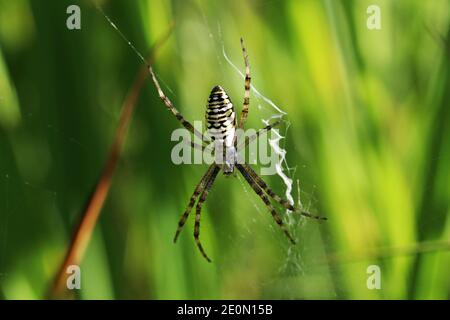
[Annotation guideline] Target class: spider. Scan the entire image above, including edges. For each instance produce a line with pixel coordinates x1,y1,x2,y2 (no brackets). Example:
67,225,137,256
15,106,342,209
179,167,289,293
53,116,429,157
147,38,326,262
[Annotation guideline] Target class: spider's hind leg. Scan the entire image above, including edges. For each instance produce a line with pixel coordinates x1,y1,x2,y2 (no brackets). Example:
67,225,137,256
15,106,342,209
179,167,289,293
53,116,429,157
173,164,217,243
241,163,327,221
236,164,296,244
194,166,221,262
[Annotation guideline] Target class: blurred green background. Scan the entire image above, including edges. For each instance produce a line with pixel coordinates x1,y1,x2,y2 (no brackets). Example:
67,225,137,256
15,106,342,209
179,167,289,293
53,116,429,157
0,0,449,299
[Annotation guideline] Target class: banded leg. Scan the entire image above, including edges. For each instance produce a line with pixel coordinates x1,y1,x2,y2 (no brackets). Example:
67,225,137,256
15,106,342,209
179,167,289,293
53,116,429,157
238,38,251,129
241,163,326,220
236,120,281,151
95,5,206,143
185,140,206,152
194,166,221,262
173,164,217,243
236,164,296,244
148,66,206,143
177,136,207,152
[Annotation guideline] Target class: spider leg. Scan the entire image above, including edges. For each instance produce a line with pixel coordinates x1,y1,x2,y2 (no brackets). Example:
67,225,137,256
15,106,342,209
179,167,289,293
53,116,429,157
238,38,251,130
187,141,206,152
148,65,207,143
236,164,296,244
241,163,327,221
236,120,281,151
173,164,217,243
194,165,221,262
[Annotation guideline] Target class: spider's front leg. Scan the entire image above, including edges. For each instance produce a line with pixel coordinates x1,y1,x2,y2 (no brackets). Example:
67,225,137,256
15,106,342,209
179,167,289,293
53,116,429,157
236,120,281,152
238,38,251,130
147,65,210,146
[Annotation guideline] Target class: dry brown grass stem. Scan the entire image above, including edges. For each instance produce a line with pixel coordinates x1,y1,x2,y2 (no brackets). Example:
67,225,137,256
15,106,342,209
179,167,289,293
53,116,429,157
48,22,174,299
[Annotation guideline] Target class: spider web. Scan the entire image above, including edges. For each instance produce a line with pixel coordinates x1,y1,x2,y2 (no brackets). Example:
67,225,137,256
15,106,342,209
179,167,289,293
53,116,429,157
96,3,319,278
197,18,319,275
204,20,296,206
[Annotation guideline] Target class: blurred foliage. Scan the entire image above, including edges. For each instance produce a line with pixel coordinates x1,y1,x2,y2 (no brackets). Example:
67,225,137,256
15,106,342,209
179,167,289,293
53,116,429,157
0,0,449,299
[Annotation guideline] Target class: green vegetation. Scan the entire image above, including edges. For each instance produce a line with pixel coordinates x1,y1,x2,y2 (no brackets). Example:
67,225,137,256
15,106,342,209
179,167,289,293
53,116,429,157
0,0,449,299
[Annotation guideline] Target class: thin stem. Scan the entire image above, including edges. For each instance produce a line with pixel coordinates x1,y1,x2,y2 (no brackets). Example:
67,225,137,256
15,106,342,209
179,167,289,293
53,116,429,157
47,21,173,299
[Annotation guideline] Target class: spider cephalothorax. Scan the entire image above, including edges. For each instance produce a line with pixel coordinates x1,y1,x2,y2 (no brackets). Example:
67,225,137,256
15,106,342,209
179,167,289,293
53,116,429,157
146,38,326,262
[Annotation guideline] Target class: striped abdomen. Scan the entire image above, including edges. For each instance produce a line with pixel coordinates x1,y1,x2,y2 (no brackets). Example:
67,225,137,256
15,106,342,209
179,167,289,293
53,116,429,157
206,85,236,147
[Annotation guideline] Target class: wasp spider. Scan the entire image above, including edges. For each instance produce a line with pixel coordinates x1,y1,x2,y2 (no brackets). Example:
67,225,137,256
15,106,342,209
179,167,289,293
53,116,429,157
147,38,326,262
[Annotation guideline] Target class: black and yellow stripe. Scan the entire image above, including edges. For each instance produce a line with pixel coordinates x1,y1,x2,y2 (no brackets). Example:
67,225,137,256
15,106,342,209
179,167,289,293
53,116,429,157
238,37,251,130
206,85,236,147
